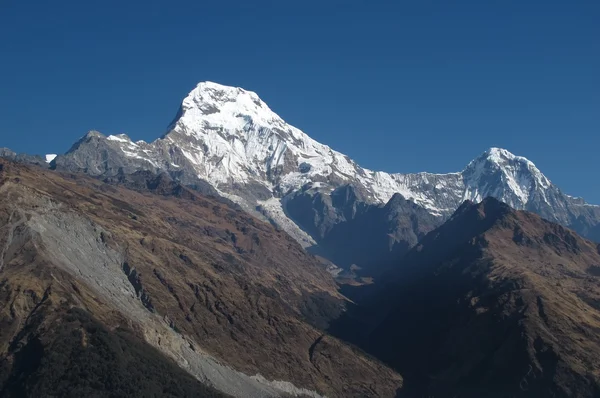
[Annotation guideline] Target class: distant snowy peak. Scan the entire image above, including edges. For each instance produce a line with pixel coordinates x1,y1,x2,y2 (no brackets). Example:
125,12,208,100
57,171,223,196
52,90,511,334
172,81,305,147
163,81,366,198
56,81,600,245
462,147,552,208
474,148,550,189
100,82,572,217
181,81,278,126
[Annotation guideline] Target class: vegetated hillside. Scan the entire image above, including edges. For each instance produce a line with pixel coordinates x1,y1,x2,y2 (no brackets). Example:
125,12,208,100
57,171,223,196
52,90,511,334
333,198,600,398
0,160,402,397
0,306,228,398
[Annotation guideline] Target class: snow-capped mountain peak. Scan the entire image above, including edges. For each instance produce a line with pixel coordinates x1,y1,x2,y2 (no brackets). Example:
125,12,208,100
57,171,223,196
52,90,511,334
54,81,600,246
461,147,552,208
480,147,546,179
175,82,283,137
185,82,268,110
472,147,532,168
163,81,366,202
485,147,517,160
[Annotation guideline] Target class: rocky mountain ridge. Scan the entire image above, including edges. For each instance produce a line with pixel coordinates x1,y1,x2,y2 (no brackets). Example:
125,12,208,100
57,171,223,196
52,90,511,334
6,81,600,267
331,197,600,397
53,83,600,239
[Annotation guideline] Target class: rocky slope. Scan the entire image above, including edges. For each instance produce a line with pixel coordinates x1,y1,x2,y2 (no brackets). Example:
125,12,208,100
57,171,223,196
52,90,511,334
284,185,440,272
333,198,600,397
47,82,600,273
0,160,402,397
0,148,48,167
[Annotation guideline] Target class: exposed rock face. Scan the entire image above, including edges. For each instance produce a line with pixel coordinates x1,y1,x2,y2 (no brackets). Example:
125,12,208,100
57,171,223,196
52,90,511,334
0,147,47,167
0,160,402,397
284,185,441,271
333,197,600,397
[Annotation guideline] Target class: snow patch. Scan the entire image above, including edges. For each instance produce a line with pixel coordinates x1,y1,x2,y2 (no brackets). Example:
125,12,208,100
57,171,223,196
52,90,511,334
257,198,316,247
107,134,132,143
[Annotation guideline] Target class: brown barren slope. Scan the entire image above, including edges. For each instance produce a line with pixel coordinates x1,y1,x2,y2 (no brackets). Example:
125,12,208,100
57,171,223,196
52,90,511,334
338,198,600,397
0,160,402,397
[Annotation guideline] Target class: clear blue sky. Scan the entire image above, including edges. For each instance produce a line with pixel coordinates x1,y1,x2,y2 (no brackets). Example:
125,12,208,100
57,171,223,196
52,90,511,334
1,0,598,202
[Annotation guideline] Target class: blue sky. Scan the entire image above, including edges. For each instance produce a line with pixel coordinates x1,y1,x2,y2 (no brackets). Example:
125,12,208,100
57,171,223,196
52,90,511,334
0,0,598,202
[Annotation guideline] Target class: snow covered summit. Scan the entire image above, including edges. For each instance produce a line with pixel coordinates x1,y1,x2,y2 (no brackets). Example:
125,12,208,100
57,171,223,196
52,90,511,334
54,81,600,245
461,147,553,209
